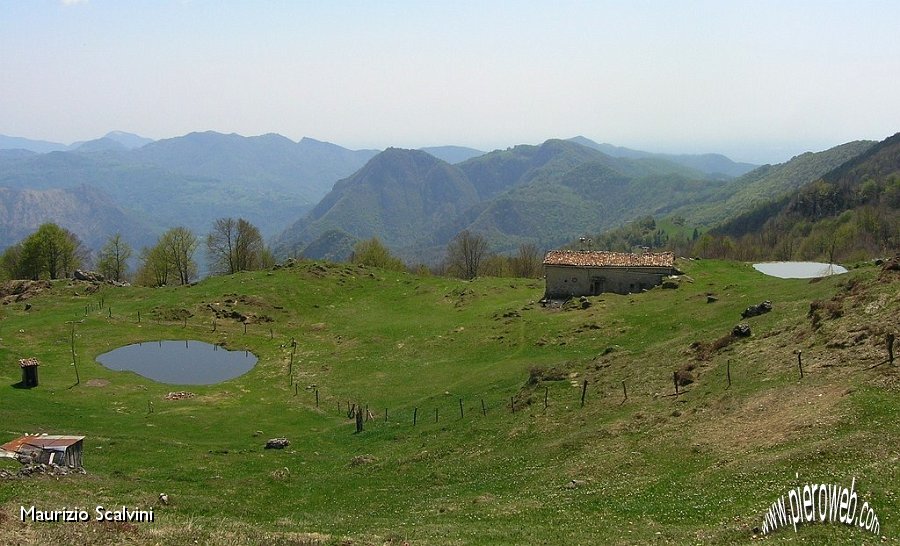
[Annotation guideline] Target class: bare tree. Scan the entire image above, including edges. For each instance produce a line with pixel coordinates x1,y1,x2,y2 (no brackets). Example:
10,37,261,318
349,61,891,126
446,230,488,280
163,227,198,285
511,243,542,278
96,233,133,282
206,218,266,275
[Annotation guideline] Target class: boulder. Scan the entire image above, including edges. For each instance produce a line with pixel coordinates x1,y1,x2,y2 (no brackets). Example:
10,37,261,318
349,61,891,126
741,300,772,318
706,295,718,304
732,323,752,337
73,270,105,282
265,438,290,449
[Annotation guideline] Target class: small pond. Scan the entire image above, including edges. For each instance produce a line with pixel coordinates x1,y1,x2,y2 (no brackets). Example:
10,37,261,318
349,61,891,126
752,261,848,279
96,340,257,385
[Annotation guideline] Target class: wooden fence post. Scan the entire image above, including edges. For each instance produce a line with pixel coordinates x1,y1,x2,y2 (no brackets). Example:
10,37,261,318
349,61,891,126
315,389,319,407
727,359,732,389
581,379,588,407
673,371,679,395
355,407,363,433
797,350,803,379
459,398,464,419
434,407,439,423
413,407,418,426
887,333,895,364
510,396,515,413
621,380,627,402
481,398,487,416
70,322,80,385
544,386,549,409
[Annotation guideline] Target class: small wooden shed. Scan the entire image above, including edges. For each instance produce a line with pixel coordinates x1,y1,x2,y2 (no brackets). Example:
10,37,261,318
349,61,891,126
19,358,39,388
1,434,85,467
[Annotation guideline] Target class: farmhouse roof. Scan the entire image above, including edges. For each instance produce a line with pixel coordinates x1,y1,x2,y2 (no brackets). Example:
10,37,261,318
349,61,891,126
18,358,40,368
542,250,675,268
1,434,85,453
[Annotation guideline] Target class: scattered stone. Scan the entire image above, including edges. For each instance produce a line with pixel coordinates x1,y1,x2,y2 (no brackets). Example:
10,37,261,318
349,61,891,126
706,295,718,304
265,438,290,449
741,300,772,318
164,391,195,401
732,323,752,337
24,303,31,311
661,278,680,289
350,454,377,466
563,479,586,489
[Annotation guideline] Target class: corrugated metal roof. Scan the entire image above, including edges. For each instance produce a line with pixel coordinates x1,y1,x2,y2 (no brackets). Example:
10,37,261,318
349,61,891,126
543,250,675,268
1,435,84,453
18,358,40,368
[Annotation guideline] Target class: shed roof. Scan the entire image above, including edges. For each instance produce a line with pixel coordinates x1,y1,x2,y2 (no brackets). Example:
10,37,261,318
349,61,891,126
543,250,675,268
18,358,40,368
1,435,84,453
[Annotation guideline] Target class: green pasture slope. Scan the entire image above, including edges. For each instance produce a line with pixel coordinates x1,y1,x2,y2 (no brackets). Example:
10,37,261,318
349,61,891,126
0,259,897,544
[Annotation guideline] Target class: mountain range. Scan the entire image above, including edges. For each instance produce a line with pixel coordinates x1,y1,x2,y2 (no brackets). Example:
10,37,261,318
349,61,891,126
273,136,889,263
4,128,893,268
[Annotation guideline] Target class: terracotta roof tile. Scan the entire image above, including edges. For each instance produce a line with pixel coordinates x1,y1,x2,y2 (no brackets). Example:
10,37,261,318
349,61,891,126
542,250,674,268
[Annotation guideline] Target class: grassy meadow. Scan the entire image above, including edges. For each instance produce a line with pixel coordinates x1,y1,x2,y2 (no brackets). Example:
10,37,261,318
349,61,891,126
0,259,897,544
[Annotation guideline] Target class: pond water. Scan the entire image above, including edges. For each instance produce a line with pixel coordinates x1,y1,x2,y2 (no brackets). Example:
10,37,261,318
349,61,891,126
752,261,848,279
96,340,257,385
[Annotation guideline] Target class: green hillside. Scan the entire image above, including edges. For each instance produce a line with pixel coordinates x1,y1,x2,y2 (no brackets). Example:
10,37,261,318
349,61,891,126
275,140,725,261
1,259,896,544
709,133,900,261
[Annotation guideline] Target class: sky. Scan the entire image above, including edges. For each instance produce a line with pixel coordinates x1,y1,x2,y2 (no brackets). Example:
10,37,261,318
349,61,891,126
0,1,898,164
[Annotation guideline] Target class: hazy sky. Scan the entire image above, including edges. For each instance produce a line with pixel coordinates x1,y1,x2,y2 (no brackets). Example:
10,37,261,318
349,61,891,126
1,1,898,163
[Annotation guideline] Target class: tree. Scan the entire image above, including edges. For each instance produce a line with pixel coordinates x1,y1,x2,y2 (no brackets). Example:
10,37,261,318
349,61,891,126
163,227,198,285
0,223,83,280
446,230,488,280
511,243,542,278
96,233,133,282
350,237,406,271
136,244,170,287
206,217,267,275
136,227,197,286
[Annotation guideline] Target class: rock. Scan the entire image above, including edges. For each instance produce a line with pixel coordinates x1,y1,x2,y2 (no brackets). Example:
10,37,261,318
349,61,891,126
732,323,752,337
661,279,680,289
881,256,900,271
563,479,586,489
265,438,290,449
706,295,718,303
741,300,772,318
73,270,105,282
24,303,32,310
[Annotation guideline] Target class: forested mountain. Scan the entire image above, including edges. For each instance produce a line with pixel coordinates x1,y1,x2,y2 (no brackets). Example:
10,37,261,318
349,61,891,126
707,132,899,260
274,139,732,261
668,140,876,226
273,148,480,260
0,132,379,256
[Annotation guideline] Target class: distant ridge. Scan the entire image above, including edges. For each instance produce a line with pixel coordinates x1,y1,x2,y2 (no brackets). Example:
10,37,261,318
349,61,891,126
568,136,758,178
420,146,485,164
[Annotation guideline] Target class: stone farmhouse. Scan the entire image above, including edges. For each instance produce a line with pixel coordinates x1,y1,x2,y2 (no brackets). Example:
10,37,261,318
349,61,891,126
543,250,677,298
